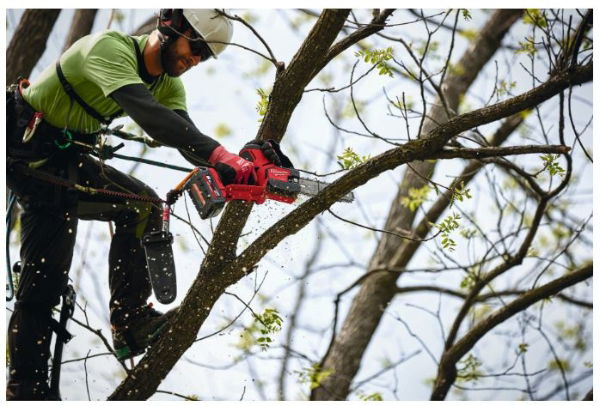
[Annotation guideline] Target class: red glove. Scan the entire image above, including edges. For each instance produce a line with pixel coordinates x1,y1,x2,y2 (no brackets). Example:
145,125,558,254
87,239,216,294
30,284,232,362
208,145,255,185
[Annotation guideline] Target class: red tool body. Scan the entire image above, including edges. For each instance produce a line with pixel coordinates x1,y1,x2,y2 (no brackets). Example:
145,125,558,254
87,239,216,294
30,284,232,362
145,143,352,304
185,145,301,219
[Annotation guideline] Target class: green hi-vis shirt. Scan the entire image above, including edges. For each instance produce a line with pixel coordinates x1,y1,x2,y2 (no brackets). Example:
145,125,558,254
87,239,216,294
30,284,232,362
22,30,187,134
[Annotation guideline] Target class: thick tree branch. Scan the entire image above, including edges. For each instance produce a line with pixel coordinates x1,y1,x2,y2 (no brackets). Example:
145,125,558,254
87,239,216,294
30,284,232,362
257,9,352,141
318,9,396,71
6,9,61,84
430,144,570,160
62,9,98,51
108,10,358,400
394,285,592,309
108,12,591,401
226,63,591,285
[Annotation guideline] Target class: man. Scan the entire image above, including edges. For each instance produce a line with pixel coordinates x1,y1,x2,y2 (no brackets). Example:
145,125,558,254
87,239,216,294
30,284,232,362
6,9,275,399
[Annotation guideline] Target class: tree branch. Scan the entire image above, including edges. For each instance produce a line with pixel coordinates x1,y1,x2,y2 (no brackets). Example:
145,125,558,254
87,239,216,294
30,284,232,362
430,145,571,160
430,264,592,400
394,285,592,309
227,63,592,285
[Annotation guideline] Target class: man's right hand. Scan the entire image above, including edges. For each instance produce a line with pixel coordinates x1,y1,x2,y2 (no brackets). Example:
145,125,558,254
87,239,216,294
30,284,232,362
208,145,255,185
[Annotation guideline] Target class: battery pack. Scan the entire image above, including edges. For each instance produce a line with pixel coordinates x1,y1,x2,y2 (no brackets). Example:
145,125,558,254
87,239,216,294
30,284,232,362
186,168,226,219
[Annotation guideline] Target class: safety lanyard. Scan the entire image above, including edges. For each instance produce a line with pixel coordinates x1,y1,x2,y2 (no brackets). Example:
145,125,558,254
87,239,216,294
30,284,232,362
55,36,158,126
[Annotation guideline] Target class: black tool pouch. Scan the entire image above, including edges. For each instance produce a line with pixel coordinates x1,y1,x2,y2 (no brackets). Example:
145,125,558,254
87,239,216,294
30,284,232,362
141,231,177,304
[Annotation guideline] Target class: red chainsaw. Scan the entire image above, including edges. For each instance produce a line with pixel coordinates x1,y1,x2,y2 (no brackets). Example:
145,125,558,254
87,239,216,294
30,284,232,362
183,142,354,219
142,142,354,304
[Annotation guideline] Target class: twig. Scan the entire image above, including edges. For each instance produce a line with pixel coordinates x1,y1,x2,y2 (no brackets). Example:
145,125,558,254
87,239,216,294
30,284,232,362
155,389,200,400
84,349,92,400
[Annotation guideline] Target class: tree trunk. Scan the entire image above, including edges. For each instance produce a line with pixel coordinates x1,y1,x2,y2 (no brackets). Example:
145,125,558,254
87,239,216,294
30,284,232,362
62,9,98,51
6,9,61,84
311,9,524,401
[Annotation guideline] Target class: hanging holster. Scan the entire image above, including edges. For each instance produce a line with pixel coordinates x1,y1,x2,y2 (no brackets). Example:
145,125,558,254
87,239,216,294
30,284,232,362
142,206,177,304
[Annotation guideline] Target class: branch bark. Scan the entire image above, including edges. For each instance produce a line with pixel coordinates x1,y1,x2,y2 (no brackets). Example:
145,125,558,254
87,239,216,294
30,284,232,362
393,285,592,309
429,144,570,160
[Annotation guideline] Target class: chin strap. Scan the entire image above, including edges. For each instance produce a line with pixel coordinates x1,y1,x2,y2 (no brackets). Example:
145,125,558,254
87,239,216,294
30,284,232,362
157,31,174,71
156,9,185,66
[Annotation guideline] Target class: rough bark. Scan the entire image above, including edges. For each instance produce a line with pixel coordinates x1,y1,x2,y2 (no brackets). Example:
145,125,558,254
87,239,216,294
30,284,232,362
6,9,61,84
62,9,98,51
310,9,524,400
257,9,352,141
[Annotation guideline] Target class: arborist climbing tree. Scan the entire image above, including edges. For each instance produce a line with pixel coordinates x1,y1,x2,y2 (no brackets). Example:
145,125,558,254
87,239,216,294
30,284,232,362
5,9,283,400
6,8,592,402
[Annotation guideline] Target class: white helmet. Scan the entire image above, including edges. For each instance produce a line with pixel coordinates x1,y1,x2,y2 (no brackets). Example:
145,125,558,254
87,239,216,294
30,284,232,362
183,9,233,58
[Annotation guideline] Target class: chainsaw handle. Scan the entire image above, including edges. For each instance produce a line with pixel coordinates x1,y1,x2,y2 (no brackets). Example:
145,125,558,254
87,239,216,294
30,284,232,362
240,144,277,187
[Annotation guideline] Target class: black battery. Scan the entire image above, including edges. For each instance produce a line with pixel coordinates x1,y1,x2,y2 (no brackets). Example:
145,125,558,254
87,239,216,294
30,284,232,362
186,168,226,219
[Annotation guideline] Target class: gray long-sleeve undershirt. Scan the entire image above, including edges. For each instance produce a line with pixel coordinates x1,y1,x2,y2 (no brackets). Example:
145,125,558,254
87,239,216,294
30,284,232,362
110,83,219,166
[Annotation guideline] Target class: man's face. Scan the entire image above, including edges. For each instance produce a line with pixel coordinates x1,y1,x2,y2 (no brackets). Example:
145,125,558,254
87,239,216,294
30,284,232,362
162,33,202,77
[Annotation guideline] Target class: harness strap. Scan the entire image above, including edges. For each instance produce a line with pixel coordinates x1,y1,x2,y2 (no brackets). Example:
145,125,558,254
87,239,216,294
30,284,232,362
55,61,121,125
131,38,161,90
55,36,158,126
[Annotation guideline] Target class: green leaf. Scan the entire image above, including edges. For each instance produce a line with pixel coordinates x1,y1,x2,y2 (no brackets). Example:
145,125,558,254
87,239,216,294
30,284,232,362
295,364,334,390
355,47,394,77
548,359,572,372
433,212,462,252
448,63,465,76
496,80,517,97
540,154,566,177
457,354,483,382
358,391,383,401
235,307,283,352
400,185,431,212
523,9,548,28
516,37,537,56
336,147,371,170
461,9,472,21
459,29,478,41
450,181,472,207
255,88,270,122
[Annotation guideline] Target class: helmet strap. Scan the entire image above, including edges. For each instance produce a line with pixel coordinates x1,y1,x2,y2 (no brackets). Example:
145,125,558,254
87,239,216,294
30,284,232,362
157,9,186,73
